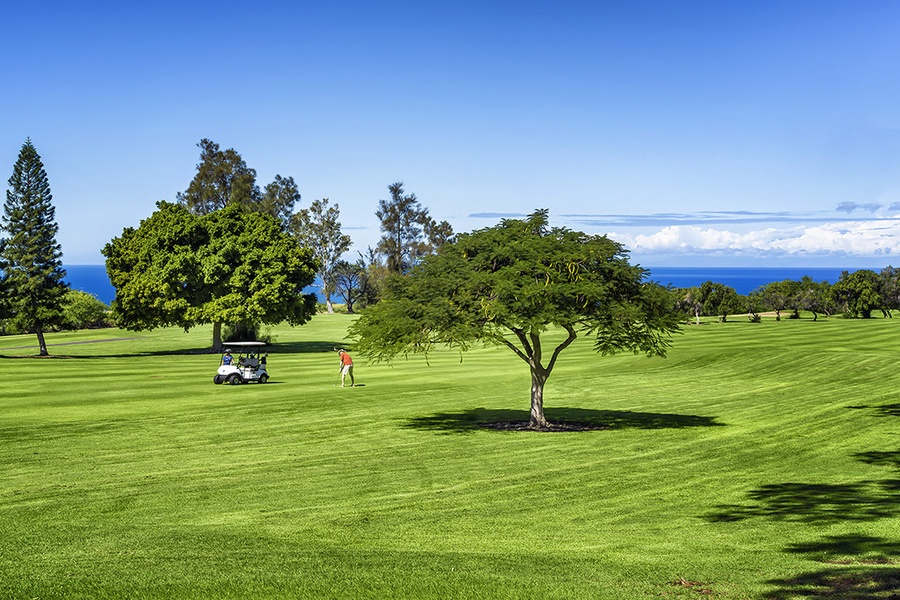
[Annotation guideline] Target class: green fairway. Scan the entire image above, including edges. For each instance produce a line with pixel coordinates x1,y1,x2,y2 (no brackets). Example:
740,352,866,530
1,314,898,598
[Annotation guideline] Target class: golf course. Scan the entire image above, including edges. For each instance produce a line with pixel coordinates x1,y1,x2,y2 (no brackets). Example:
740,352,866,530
1,313,898,599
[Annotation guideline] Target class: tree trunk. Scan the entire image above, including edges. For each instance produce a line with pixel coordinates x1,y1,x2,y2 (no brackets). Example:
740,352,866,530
325,294,334,314
36,327,49,356
212,322,222,353
529,365,549,429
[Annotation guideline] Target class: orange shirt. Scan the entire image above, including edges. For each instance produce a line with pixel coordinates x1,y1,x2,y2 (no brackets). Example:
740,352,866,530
339,352,353,366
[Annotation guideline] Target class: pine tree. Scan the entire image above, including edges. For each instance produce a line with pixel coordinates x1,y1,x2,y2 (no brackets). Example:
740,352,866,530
1,139,69,355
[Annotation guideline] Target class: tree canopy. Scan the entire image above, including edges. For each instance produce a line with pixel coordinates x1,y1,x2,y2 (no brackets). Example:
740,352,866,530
349,210,680,429
176,139,299,225
832,269,882,318
103,201,318,350
375,182,453,274
0,139,69,355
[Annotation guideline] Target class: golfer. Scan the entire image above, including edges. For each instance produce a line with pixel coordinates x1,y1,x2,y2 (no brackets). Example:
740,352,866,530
338,349,354,387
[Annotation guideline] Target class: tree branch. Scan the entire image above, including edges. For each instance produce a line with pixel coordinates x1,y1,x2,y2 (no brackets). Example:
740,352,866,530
546,323,578,374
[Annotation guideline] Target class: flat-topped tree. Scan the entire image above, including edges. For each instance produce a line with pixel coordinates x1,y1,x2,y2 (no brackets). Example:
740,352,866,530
349,210,680,429
1,139,69,356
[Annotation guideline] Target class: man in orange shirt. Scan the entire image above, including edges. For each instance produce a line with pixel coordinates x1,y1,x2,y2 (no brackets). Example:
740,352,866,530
338,349,355,387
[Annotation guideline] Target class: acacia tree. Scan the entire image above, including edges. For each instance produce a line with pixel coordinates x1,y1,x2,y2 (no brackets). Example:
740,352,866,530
349,210,680,430
0,139,69,355
103,202,318,351
289,198,351,313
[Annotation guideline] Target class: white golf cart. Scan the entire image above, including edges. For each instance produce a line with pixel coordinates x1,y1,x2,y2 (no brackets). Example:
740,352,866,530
214,341,269,385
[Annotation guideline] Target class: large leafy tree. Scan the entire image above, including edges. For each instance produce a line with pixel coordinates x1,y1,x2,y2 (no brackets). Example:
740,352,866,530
0,139,69,355
289,197,351,313
103,202,318,351
349,210,680,430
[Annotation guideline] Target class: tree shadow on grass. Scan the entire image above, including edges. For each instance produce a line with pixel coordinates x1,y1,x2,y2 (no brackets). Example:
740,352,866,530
847,403,900,417
786,534,900,563
765,566,900,599
403,407,724,434
705,480,900,524
0,339,347,359
766,534,900,599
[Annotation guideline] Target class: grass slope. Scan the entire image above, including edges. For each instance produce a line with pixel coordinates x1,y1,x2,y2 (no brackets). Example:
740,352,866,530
1,314,898,599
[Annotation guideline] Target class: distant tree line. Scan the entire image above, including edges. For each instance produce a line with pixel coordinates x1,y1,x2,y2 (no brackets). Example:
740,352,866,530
672,266,900,323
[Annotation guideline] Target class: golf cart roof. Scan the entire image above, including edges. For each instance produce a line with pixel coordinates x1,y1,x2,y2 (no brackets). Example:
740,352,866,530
228,341,267,347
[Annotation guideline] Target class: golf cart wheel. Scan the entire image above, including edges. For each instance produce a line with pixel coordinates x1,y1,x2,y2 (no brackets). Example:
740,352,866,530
259,374,269,384
213,375,224,384
227,374,242,385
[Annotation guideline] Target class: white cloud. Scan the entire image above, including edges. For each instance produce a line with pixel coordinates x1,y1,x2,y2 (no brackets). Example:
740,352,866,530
609,217,900,258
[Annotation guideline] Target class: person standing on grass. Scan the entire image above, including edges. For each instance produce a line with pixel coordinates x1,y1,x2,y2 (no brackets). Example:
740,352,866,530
338,349,354,387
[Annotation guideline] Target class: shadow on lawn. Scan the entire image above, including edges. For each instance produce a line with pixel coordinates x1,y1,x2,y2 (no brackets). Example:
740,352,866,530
764,534,900,598
847,403,900,417
765,565,900,599
705,480,900,524
708,402,900,598
403,407,724,434
0,339,347,359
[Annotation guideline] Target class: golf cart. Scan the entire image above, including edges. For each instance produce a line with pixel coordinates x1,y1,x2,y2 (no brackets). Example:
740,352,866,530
214,341,269,385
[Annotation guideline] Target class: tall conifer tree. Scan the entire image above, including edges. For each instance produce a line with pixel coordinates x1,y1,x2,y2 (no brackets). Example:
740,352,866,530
0,139,69,355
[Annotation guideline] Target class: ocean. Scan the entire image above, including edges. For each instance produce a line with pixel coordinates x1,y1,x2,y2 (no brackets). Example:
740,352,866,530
645,266,857,295
65,265,866,305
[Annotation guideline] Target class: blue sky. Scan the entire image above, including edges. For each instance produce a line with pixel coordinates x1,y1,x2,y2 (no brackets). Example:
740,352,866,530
3,1,900,267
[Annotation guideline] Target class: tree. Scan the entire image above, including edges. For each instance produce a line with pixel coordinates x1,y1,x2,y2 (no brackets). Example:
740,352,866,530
349,210,680,430
332,258,369,314
698,281,744,322
751,279,800,320
259,174,301,228
674,287,703,325
0,139,69,355
832,269,881,318
878,266,900,317
797,276,833,321
176,139,260,215
103,202,318,351
62,290,111,330
289,198,351,313
176,139,299,225
375,182,431,273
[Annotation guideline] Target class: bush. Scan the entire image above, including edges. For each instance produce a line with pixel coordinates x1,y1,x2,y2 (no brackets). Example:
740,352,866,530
62,290,113,330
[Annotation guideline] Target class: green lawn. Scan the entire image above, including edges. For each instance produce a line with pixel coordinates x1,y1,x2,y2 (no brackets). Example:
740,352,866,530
1,314,898,599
